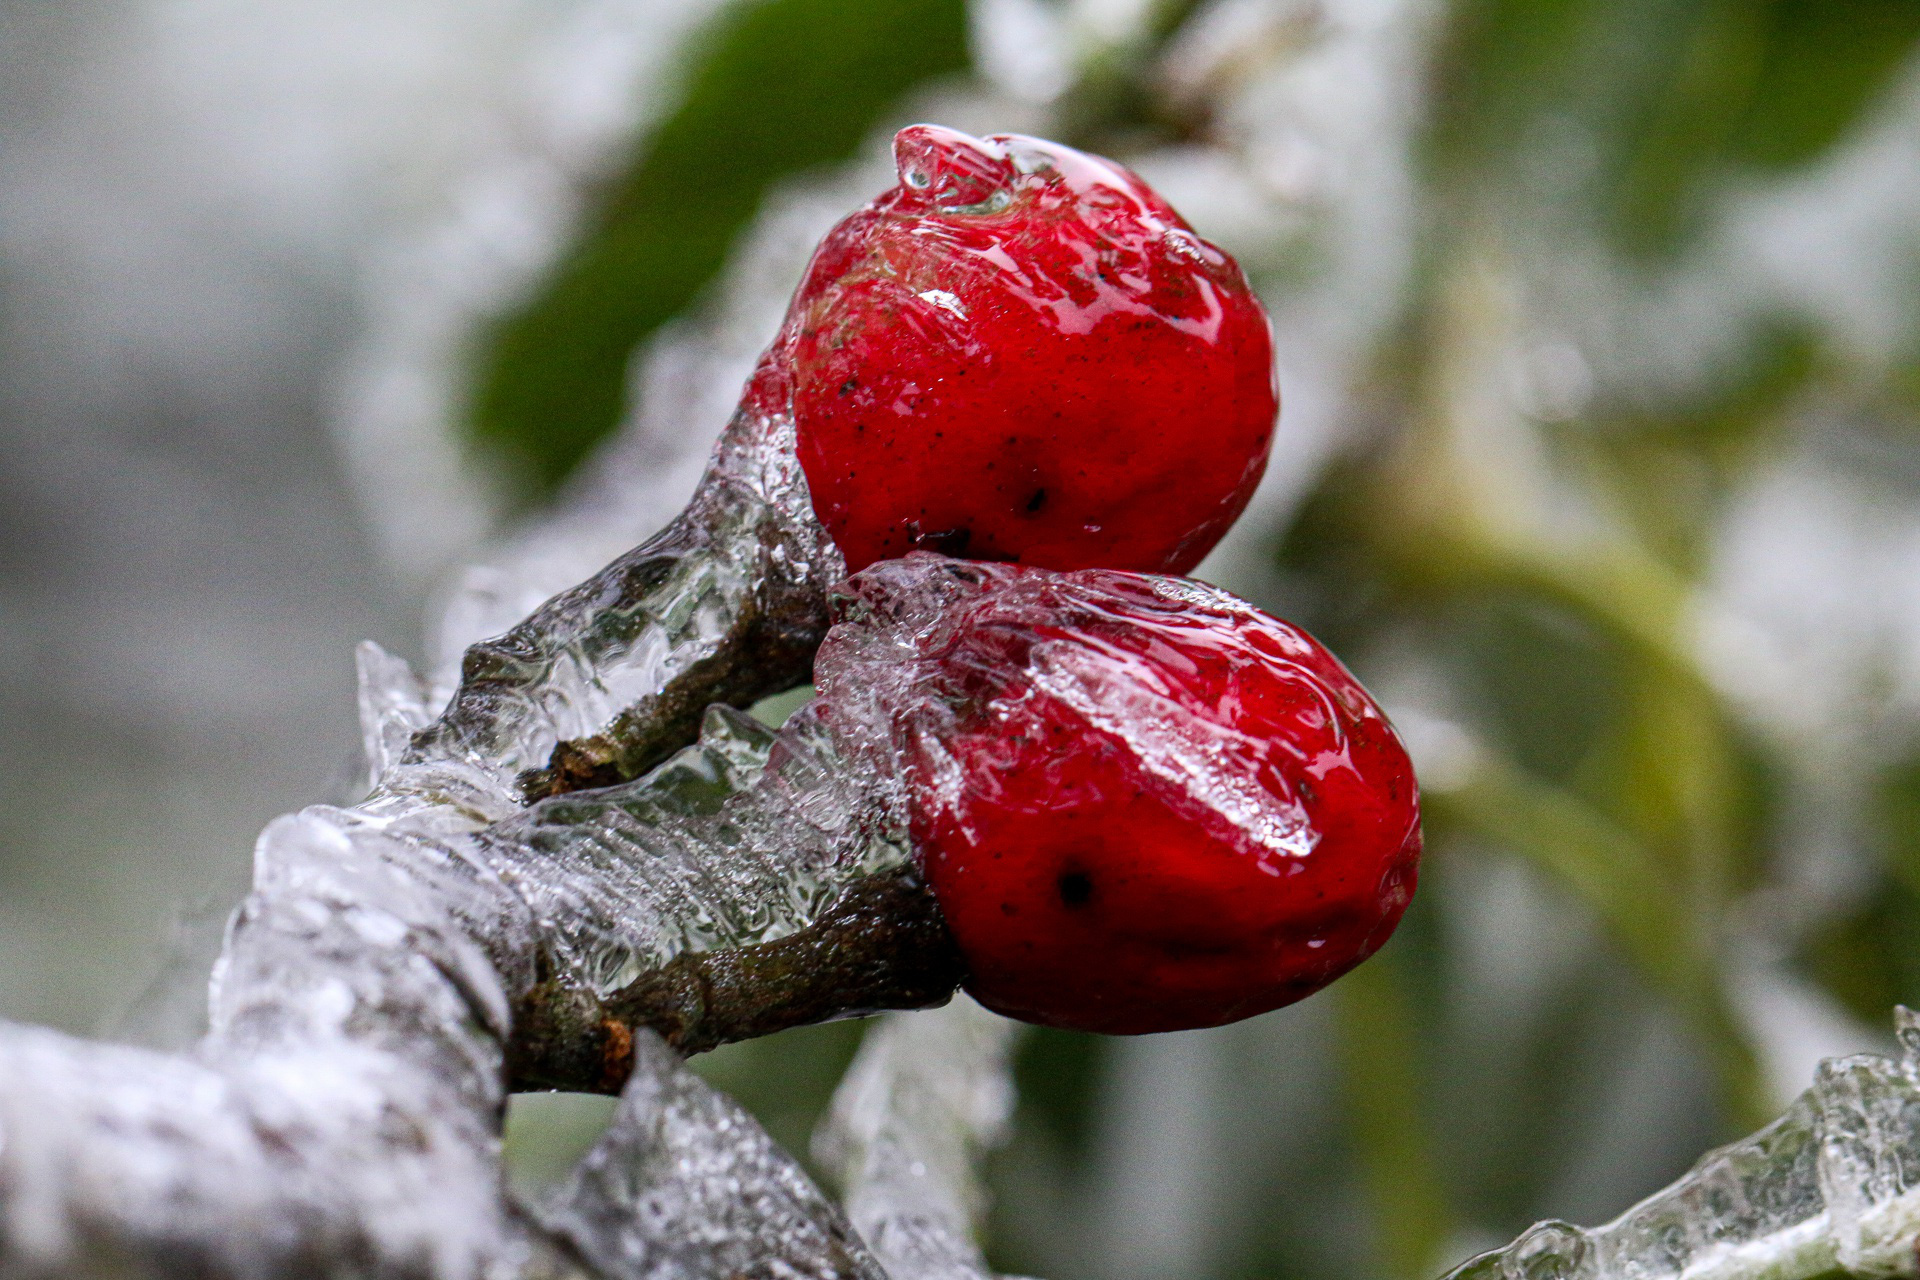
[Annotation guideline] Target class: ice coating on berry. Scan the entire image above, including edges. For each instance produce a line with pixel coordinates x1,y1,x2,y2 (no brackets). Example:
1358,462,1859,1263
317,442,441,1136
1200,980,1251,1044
816,555,1420,1035
782,125,1278,576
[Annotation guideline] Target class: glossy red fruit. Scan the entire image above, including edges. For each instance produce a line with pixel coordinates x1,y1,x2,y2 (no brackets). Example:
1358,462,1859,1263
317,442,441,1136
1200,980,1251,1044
821,558,1420,1035
780,125,1278,576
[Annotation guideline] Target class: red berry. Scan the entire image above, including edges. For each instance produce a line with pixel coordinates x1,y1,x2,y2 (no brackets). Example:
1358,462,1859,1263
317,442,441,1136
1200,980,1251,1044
820,558,1420,1035
780,125,1278,576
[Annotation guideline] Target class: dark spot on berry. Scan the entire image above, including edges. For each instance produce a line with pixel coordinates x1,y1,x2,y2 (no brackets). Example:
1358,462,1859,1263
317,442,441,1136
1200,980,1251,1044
1057,870,1094,908
839,377,859,396
1026,487,1047,513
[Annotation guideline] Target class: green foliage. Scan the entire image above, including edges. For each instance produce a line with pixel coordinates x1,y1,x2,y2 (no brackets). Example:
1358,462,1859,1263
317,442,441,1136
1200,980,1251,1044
469,0,969,498
1803,754,1920,1025
1802,886,1920,1028
501,1091,621,1198
1279,0,1918,1166
1011,1027,1106,1161
1335,940,1454,1280
1432,0,1920,254
1728,0,1920,169
1582,321,1818,575
1052,0,1209,152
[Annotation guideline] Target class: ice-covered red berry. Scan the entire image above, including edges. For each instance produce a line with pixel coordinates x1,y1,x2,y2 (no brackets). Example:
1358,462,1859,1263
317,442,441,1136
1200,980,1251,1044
467,126,1279,802
816,556,1420,1035
778,125,1278,576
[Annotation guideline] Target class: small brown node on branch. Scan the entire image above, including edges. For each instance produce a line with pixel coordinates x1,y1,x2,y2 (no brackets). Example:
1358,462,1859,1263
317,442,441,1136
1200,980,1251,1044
597,1019,635,1093
523,738,626,800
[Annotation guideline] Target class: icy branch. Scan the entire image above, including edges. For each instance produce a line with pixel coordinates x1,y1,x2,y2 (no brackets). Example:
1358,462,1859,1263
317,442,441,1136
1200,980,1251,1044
535,1030,886,1280
1447,1007,1920,1280
0,414,968,1277
416,401,842,799
497,701,966,1091
0,726,552,1276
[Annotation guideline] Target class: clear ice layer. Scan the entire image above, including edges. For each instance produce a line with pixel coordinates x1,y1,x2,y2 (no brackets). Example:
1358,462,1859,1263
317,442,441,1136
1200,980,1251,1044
809,554,1417,1034
483,700,915,1002
0,669,544,1276
0,627,921,1275
811,555,1402,865
1448,1007,1920,1280
413,402,843,790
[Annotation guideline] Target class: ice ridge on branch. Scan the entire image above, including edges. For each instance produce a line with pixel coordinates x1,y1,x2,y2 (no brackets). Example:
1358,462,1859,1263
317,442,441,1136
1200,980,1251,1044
536,1029,887,1280
493,699,966,1085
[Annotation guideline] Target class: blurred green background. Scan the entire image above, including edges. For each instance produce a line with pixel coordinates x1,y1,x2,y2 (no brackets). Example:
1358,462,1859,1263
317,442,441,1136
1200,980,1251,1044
7,0,1920,1277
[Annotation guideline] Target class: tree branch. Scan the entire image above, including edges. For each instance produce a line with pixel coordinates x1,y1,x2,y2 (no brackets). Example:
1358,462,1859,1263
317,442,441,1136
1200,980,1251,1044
414,402,842,800
0,457,962,1278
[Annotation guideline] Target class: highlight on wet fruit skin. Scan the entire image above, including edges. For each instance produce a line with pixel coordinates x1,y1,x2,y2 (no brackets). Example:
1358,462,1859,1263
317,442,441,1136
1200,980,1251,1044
815,556,1421,1035
779,124,1279,577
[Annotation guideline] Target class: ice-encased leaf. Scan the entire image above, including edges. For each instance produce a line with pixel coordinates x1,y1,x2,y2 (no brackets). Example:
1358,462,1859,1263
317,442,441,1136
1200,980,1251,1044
537,1028,885,1280
814,998,1021,1280
1444,1007,1920,1280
